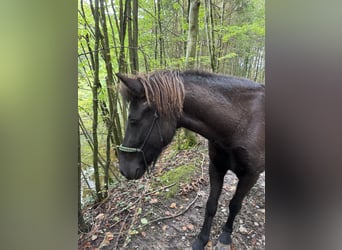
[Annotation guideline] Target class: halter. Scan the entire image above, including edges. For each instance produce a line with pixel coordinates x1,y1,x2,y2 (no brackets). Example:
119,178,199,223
117,112,164,174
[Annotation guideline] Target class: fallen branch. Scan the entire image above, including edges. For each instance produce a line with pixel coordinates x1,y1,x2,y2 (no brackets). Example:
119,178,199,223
144,183,176,196
200,152,206,178
109,182,176,218
122,178,151,248
109,196,142,218
113,213,130,250
133,193,199,231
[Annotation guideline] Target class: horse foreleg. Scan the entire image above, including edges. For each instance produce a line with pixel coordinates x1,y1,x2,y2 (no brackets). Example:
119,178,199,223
218,173,259,245
192,160,226,250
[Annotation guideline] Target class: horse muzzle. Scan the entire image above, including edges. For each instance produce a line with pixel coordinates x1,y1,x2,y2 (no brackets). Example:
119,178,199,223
119,163,145,180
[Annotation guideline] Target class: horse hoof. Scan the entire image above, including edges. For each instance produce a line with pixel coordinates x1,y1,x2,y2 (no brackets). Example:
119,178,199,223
192,239,205,250
218,231,232,245
214,241,231,250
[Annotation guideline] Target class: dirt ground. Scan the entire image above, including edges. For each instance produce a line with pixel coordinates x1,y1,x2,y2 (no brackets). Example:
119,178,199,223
78,137,265,250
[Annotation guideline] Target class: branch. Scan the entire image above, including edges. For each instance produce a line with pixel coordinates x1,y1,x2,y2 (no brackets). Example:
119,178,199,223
78,45,137,57
122,177,152,248
133,193,199,230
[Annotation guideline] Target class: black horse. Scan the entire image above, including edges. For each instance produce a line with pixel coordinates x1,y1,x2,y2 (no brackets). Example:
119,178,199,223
117,70,264,250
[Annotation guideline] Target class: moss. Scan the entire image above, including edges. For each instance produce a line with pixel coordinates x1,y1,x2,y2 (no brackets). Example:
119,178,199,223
158,164,197,198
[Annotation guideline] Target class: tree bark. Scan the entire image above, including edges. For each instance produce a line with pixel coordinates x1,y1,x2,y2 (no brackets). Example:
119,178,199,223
118,0,129,73
78,123,89,232
132,0,139,73
127,0,140,73
185,0,200,68
91,0,103,202
184,0,200,144
99,0,122,147
204,0,216,72
157,0,164,67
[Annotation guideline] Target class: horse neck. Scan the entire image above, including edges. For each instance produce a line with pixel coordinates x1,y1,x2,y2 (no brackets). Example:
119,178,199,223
178,82,231,141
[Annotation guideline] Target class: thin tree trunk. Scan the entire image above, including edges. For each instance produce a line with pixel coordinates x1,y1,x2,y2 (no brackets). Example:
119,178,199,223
204,0,216,72
185,0,200,68
132,0,139,72
78,124,89,232
105,2,119,64
154,0,158,62
157,0,164,67
104,127,111,197
184,0,200,145
79,115,120,182
127,0,133,72
91,0,103,202
244,53,250,78
118,0,129,73
254,47,263,82
217,0,228,72
99,0,122,149
127,0,139,73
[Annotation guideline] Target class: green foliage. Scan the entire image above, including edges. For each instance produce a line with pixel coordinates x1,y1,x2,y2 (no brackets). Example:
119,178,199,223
180,133,197,150
218,53,238,61
173,130,197,150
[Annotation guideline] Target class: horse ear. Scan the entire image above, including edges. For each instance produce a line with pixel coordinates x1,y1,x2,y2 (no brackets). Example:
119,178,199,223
116,73,144,98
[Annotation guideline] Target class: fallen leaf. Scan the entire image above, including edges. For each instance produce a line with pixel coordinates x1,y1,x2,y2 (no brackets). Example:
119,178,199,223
99,239,110,249
129,229,139,235
84,242,92,248
95,213,105,220
162,225,168,231
141,218,148,225
141,231,147,237
91,235,98,241
170,202,177,209
165,211,171,216
137,207,142,215
105,232,114,241
149,198,158,204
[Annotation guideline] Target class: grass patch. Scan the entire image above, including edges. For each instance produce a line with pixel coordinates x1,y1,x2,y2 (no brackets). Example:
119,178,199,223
157,164,197,198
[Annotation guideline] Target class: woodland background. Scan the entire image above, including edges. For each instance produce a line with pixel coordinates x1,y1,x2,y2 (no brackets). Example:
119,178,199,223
78,0,265,236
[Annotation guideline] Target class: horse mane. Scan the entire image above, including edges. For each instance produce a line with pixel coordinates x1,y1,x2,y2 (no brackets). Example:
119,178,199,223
126,70,185,118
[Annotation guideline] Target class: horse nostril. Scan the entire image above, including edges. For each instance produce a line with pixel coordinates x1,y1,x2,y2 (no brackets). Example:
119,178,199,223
134,168,141,179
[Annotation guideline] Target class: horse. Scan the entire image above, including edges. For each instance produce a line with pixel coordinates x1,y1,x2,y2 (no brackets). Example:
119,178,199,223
116,70,265,250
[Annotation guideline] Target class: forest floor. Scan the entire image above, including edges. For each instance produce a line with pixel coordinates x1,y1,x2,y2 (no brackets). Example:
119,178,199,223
78,136,265,250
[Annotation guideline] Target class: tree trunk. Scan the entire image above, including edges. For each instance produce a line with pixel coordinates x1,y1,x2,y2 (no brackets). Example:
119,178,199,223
91,0,103,202
78,123,89,232
132,0,139,73
204,0,216,72
104,128,111,197
118,0,129,73
185,0,200,68
99,0,122,149
157,0,164,67
184,0,200,145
